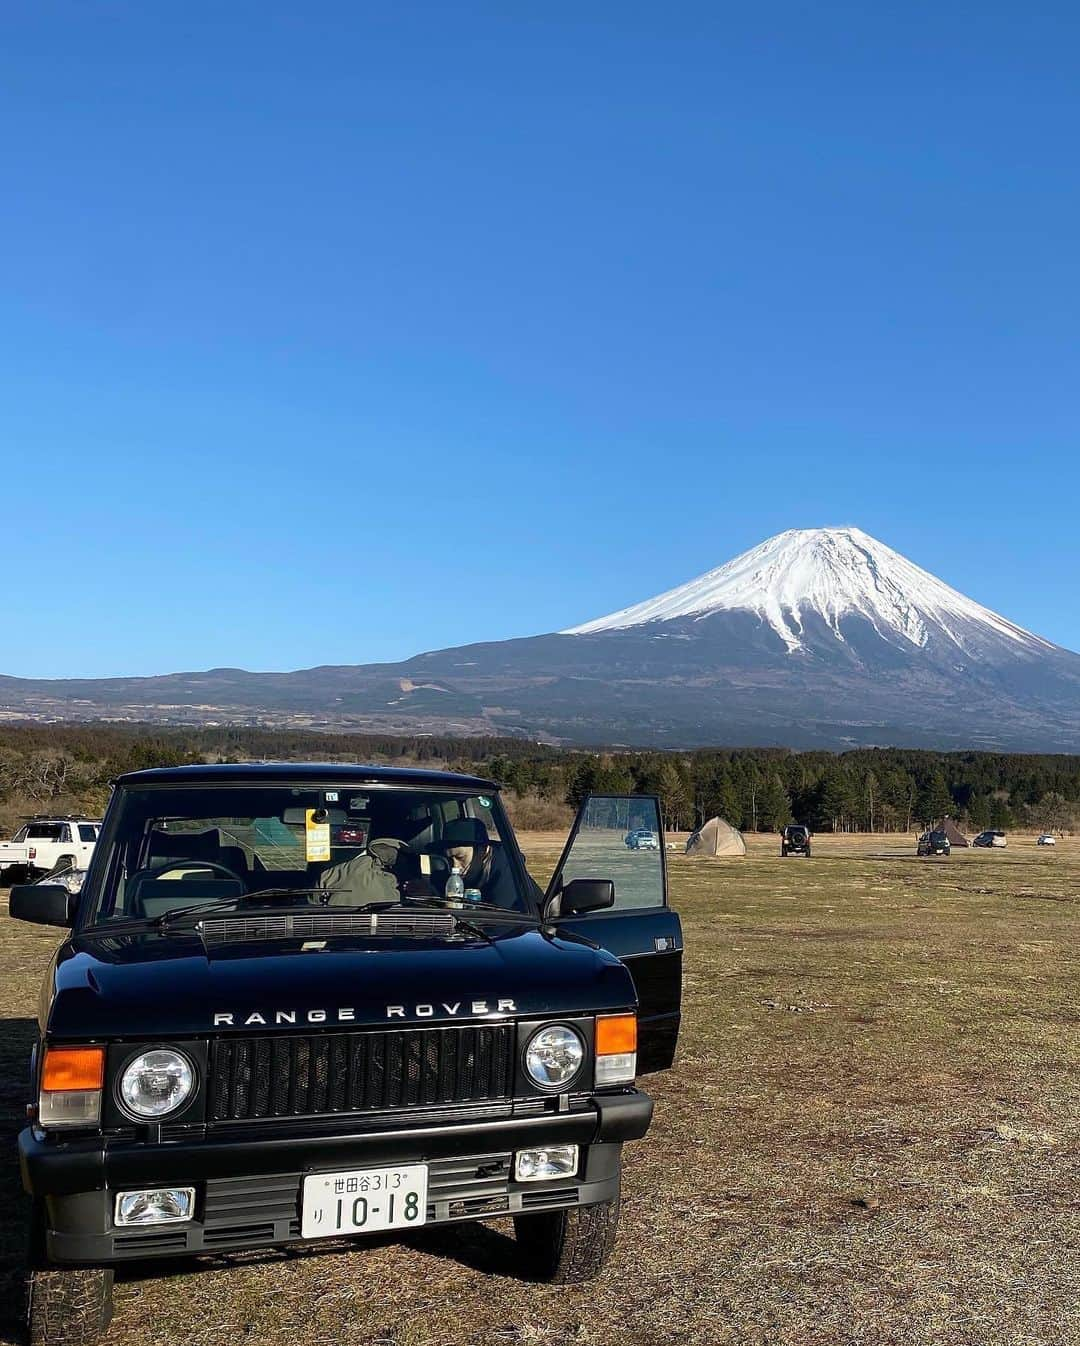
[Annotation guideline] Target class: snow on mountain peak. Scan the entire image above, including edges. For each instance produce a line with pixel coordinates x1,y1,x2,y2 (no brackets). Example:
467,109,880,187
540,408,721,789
564,527,1053,655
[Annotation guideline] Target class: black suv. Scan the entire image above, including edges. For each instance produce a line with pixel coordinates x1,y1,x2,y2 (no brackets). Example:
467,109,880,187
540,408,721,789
780,825,812,857
10,765,682,1345
917,830,951,856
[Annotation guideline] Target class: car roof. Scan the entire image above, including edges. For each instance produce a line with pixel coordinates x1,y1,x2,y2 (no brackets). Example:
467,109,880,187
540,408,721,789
113,762,500,791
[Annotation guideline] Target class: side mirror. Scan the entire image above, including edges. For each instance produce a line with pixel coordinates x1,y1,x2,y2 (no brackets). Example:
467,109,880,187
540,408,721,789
9,885,78,928
558,878,615,916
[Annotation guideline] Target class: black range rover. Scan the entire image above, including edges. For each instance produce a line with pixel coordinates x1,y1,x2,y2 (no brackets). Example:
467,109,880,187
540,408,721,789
10,764,682,1345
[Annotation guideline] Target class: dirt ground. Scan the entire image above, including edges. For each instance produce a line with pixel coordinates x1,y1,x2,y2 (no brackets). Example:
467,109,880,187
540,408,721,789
1,833,1077,1346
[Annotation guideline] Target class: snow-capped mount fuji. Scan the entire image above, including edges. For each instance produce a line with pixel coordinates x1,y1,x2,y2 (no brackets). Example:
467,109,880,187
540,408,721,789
2,527,1080,750
566,527,1052,658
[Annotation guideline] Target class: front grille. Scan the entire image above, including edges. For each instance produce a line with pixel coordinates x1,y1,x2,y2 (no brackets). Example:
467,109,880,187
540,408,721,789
114,1229,189,1253
209,1026,515,1122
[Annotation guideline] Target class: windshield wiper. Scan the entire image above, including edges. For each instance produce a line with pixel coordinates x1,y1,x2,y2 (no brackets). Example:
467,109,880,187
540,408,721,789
457,898,542,919
348,897,540,926
152,888,346,928
242,886,347,902
443,912,495,945
397,899,542,927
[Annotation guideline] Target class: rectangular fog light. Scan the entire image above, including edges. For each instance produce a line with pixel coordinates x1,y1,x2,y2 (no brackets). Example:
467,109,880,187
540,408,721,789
514,1145,579,1182
114,1187,195,1227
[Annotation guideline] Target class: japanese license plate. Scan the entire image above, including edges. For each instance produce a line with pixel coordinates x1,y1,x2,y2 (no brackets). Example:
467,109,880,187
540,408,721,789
300,1164,428,1239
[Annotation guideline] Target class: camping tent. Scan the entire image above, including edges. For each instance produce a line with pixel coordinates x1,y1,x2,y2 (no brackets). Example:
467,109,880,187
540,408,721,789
940,818,970,848
685,817,746,857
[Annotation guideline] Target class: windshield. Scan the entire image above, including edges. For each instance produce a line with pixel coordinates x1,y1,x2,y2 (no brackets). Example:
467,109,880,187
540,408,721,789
87,783,531,926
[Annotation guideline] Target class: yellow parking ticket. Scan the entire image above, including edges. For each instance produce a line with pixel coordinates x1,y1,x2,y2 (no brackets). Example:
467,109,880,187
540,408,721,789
305,809,331,863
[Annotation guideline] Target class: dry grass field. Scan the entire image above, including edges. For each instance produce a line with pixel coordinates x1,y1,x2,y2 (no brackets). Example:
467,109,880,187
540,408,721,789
1,833,1077,1346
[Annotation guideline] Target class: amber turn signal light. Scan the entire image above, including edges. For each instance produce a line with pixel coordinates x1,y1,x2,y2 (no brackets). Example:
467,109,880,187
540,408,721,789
595,1014,637,1056
42,1046,105,1092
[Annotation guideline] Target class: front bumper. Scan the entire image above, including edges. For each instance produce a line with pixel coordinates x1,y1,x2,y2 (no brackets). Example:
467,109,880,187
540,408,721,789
21,1089,652,1266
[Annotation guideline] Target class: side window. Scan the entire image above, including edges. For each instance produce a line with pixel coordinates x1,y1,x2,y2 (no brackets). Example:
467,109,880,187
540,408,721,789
556,795,665,911
79,825,97,843
28,824,64,841
13,826,28,842
59,825,72,843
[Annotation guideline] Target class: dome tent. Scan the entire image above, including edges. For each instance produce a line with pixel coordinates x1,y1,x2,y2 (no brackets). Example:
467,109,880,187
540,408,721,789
686,817,746,857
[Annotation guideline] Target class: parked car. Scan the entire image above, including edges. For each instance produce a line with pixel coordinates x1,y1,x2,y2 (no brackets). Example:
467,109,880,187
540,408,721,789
9,764,682,1345
972,830,1008,848
917,830,951,856
780,824,812,857
0,817,101,884
1037,834,1057,846
624,828,660,850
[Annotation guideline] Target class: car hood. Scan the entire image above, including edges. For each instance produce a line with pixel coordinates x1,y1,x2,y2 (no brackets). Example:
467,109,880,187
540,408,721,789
47,926,634,1038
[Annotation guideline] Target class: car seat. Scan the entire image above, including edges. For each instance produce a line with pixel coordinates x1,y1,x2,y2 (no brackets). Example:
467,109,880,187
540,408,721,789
127,875,245,921
146,829,250,878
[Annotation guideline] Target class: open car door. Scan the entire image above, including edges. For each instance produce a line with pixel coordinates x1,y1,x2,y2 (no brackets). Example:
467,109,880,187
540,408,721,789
545,794,682,1074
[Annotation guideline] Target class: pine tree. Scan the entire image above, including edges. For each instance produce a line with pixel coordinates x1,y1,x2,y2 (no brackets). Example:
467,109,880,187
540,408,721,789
916,771,953,827
757,775,793,830
967,794,992,830
862,769,879,832
989,796,1015,829
813,769,857,832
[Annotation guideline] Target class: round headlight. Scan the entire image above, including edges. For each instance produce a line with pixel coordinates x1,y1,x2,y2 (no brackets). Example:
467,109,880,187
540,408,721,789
525,1025,584,1089
118,1049,195,1119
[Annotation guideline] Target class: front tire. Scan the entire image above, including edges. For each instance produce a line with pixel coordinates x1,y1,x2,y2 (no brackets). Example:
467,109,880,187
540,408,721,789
513,1199,620,1283
25,1207,114,1346
26,1268,114,1346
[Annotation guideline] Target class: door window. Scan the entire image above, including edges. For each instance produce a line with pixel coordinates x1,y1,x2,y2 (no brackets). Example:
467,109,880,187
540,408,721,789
555,795,665,910
78,825,98,843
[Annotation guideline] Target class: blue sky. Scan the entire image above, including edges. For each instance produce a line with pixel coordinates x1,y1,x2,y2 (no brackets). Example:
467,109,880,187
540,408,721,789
3,2,1079,677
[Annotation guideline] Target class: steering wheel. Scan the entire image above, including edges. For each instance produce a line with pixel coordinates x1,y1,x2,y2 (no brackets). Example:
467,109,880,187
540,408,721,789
127,859,246,887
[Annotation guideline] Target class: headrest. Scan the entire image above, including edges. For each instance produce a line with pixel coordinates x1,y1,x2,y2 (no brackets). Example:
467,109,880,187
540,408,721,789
434,818,491,850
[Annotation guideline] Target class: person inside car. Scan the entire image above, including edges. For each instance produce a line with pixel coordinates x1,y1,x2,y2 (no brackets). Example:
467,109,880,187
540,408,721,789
433,818,521,908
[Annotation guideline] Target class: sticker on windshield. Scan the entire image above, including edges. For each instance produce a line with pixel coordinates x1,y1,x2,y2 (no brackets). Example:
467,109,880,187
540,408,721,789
305,808,332,863
478,796,492,809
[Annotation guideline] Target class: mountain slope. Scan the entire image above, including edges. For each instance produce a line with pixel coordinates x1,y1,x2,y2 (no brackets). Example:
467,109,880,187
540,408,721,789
3,528,1080,750
566,527,1051,656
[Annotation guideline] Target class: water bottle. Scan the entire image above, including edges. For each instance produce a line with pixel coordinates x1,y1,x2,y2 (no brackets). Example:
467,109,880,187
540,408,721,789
445,866,465,904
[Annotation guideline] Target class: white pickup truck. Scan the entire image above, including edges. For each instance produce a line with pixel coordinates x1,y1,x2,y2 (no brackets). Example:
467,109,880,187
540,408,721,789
0,817,102,883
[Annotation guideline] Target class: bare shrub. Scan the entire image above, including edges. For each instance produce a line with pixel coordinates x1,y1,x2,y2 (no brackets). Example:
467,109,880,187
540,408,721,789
502,790,572,832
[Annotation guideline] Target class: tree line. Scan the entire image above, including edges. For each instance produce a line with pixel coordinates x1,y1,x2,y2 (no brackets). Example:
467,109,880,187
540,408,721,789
0,724,1077,835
